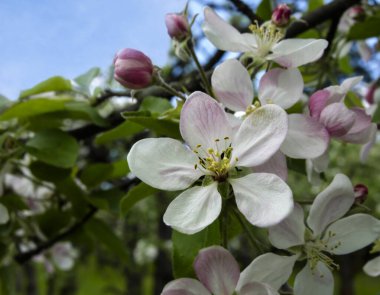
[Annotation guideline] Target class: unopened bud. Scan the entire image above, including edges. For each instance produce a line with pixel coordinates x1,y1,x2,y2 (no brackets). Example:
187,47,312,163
354,184,368,204
271,4,291,27
113,48,154,89
348,6,366,22
165,13,190,41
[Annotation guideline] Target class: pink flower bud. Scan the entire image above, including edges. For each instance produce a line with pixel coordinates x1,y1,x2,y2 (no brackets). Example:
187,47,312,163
366,83,377,104
165,13,189,41
113,48,154,89
354,184,368,204
348,5,366,21
271,4,291,27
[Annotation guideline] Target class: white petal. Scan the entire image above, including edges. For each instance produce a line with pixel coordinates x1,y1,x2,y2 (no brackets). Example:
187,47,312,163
212,59,253,112
268,203,305,249
363,256,380,277
253,151,288,181
311,149,329,173
258,68,303,109
294,263,334,295
340,76,362,93
163,183,222,235
162,278,211,295
280,114,329,159
194,246,240,295
307,174,354,236
360,123,377,163
325,214,380,255
237,253,297,291
268,39,328,68
239,282,279,295
202,7,255,52
127,138,202,191
180,91,232,151
233,105,288,167
229,173,293,227
0,203,9,224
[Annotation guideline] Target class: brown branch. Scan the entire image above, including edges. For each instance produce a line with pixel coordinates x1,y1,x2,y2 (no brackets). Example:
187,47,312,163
228,0,263,24
14,206,98,264
285,0,361,38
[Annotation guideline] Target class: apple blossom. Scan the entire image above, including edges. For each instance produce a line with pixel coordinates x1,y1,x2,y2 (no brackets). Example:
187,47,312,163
161,246,297,295
211,59,329,161
113,48,154,89
128,91,293,234
202,7,328,67
165,13,189,41
268,174,380,295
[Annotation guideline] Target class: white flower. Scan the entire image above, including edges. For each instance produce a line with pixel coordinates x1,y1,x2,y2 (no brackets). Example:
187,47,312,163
202,7,328,68
161,246,297,295
128,91,293,234
268,174,380,295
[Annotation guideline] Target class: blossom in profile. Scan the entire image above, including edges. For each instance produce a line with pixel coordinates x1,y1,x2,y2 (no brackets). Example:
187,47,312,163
268,174,380,295
161,246,297,295
202,7,328,67
128,92,293,234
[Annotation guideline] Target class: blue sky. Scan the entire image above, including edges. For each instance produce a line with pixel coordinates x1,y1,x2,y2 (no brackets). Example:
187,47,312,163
0,0,187,99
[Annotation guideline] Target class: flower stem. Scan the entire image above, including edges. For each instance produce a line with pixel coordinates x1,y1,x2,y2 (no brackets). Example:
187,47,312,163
155,72,187,101
219,204,228,248
188,43,214,97
232,207,265,253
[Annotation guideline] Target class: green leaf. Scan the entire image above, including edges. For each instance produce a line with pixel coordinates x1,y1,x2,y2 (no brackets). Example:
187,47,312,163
55,177,88,217
120,182,157,216
26,129,79,168
85,218,129,263
64,101,108,126
172,220,220,278
30,161,72,182
0,194,28,211
95,121,145,145
127,116,181,139
19,76,72,99
287,158,306,175
36,209,72,238
0,266,16,295
74,67,100,95
139,96,173,114
344,91,363,108
338,56,353,74
372,105,380,123
308,0,323,12
80,160,129,188
0,98,69,121
89,188,125,212
257,0,272,21
347,17,380,40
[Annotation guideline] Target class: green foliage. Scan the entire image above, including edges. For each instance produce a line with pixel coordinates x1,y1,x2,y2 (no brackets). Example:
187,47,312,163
19,76,72,99
256,0,272,21
120,182,157,216
95,121,145,144
172,221,220,278
308,0,324,12
347,16,380,40
26,129,79,168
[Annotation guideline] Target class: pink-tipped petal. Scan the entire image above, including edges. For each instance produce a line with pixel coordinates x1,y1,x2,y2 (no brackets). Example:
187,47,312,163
280,114,329,159
268,203,306,249
325,214,380,255
162,278,211,295
319,103,356,137
180,91,232,151
233,105,288,167
212,59,253,112
194,246,240,295
163,183,222,235
307,174,355,236
337,107,373,144
268,39,328,68
230,173,293,228
253,151,288,181
294,263,334,295
258,68,303,109
238,253,297,291
127,138,203,191
202,7,255,52
309,90,331,119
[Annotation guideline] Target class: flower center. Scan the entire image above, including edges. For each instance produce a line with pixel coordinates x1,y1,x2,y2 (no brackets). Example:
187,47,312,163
245,101,261,116
249,22,284,57
305,231,341,274
193,137,238,182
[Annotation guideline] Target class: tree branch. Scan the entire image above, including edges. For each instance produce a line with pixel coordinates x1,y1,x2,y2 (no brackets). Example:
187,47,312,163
228,0,263,24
